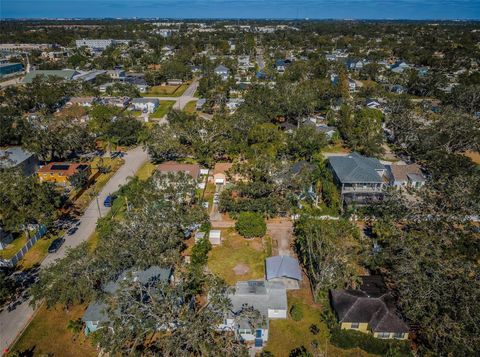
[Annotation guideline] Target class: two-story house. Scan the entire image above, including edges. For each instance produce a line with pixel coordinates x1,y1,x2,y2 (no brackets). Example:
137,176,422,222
328,153,386,205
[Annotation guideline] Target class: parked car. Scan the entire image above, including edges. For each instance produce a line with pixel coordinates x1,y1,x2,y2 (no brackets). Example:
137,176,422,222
48,238,64,253
103,195,114,207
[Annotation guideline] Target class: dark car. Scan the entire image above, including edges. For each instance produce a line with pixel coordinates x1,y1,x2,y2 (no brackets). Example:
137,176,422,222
48,238,64,253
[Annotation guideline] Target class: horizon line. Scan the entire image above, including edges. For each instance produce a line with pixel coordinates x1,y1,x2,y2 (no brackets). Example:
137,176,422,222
2,17,480,21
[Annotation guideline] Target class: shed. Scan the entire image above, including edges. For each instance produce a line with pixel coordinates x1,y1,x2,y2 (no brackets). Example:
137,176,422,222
265,256,302,289
208,230,221,245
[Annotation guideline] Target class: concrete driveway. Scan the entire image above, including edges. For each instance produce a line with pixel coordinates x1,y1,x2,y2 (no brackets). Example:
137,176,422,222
0,146,149,353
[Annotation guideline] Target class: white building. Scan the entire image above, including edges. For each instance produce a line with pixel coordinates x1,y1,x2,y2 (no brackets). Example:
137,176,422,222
75,39,129,50
131,98,160,113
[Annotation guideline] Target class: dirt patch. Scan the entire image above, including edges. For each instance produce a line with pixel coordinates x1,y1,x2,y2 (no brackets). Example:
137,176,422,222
233,263,251,275
249,239,263,251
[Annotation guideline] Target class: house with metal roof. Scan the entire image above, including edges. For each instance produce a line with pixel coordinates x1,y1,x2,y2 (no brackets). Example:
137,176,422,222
330,276,409,340
217,280,287,347
328,153,386,205
0,146,37,175
82,266,172,335
265,256,302,289
386,163,426,189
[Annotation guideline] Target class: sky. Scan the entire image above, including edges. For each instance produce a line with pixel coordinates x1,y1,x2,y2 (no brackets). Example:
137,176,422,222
1,0,480,20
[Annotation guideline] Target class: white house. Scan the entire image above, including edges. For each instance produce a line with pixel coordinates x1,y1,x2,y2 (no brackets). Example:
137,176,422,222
226,98,245,113
348,78,356,92
131,98,160,113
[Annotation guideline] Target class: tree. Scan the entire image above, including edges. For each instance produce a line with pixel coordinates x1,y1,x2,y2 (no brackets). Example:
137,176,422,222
0,170,61,232
294,218,362,299
287,126,327,161
70,169,89,190
235,212,266,238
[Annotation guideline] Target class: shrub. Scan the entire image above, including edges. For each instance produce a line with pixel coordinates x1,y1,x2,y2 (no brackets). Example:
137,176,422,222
290,304,304,321
289,346,312,357
330,328,412,356
191,237,212,267
235,211,266,238
309,324,320,335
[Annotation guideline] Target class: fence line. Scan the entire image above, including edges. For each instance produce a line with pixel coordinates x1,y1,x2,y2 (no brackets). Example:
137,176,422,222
0,225,47,268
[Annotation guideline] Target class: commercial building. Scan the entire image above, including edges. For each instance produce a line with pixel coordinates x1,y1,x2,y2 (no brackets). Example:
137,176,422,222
75,39,130,50
0,62,24,78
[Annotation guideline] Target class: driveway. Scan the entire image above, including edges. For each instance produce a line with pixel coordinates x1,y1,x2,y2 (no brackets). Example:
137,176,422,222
266,218,294,256
0,146,149,353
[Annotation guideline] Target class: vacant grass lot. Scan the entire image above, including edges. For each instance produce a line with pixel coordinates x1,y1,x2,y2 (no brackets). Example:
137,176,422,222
207,228,266,285
151,100,176,119
0,232,27,260
11,303,97,357
142,83,189,97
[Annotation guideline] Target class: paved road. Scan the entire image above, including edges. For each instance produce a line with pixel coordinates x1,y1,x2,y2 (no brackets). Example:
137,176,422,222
0,146,149,353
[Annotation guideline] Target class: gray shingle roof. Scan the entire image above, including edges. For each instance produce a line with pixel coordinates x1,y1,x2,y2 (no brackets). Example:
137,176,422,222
328,153,384,184
0,147,34,168
103,266,171,294
266,256,302,281
229,280,287,318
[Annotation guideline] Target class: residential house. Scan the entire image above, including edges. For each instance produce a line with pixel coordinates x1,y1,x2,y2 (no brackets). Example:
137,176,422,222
330,276,409,340
274,59,286,73
265,256,302,290
348,78,357,92
157,161,201,181
390,61,410,74
106,69,126,80
131,98,160,113
37,162,91,186
218,280,287,347
212,163,234,185
315,124,337,139
238,55,252,69
391,84,406,94
83,266,172,334
0,146,38,176
366,99,381,110
100,96,131,108
328,153,386,205
387,164,426,189
226,98,245,113
214,64,230,81
196,98,207,110
67,96,96,107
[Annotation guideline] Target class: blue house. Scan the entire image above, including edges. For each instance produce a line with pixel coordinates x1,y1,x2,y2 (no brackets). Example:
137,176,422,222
82,266,172,334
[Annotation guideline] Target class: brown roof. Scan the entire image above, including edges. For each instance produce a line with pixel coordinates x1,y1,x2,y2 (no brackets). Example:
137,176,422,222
213,163,233,175
157,161,200,179
390,164,424,182
37,162,90,177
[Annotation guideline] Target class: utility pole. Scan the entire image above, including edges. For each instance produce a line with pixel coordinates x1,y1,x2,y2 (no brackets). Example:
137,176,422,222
96,193,102,218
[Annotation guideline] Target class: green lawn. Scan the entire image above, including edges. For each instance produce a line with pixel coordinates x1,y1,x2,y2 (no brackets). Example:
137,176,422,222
151,100,176,119
10,303,97,357
207,228,266,285
266,290,377,357
136,161,157,180
0,232,27,260
183,100,197,114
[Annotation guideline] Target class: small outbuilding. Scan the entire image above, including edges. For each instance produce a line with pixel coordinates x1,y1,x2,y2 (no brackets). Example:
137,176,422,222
208,230,222,245
265,255,302,289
